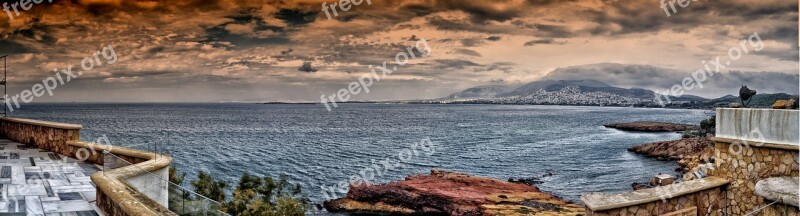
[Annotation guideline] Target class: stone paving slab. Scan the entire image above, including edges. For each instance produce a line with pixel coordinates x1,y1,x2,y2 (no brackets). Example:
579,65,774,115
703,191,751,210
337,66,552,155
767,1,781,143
0,139,102,216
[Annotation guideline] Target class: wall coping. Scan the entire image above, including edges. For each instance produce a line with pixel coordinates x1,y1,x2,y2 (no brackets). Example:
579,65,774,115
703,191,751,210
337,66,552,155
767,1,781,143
710,137,800,151
581,177,729,211
69,141,177,216
0,117,83,130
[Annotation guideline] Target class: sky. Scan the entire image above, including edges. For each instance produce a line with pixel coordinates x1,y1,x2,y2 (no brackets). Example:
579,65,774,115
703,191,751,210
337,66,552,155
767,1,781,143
0,0,797,102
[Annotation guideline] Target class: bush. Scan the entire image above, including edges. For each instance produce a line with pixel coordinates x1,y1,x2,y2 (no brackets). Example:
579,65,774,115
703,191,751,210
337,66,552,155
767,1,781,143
222,173,309,216
191,171,229,203
170,167,310,216
700,115,715,135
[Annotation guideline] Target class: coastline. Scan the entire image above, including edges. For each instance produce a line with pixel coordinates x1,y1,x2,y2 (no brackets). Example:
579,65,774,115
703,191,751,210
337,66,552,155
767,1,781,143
13,103,703,208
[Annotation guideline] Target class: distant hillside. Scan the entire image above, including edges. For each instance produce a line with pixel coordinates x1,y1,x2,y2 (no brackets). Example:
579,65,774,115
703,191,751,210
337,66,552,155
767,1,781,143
445,85,514,99
704,93,798,108
421,79,797,109
500,79,612,96
448,79,703,101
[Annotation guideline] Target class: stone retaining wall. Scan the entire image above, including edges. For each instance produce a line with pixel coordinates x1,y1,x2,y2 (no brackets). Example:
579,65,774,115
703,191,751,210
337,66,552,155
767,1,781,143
710,138,799,215
581,177,729,216
0,117,81,153
762,203,800,216
585,187,724,216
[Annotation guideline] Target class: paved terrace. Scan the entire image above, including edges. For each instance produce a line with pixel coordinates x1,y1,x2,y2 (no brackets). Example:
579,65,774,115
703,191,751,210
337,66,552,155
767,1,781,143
0,138,102,215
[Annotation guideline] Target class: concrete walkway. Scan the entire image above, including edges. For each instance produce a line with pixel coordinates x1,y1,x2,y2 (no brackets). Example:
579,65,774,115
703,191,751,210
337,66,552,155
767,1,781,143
0,139,102,216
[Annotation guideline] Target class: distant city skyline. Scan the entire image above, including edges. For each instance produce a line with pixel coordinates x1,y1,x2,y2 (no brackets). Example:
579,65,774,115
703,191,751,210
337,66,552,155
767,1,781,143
0,0,797,102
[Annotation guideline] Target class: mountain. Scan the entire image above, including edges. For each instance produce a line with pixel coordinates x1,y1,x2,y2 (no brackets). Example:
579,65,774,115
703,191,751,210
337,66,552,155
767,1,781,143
500,79,611,96
445,79,704,101
445,85,514,99
705,93,798,108
497,79,663,100
422,79,796,109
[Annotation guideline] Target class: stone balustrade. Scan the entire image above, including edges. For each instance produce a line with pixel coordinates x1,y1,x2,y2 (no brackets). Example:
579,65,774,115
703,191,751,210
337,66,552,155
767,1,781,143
0,117,176,216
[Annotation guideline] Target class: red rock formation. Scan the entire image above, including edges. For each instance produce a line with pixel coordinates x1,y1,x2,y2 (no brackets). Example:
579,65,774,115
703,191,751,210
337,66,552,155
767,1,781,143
604,121,699,132
324,169,584,216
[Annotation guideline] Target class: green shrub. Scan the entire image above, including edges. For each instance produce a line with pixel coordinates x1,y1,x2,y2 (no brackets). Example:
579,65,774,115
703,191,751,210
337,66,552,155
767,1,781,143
170,167,310,216
222,173,309,216
700,115,715,135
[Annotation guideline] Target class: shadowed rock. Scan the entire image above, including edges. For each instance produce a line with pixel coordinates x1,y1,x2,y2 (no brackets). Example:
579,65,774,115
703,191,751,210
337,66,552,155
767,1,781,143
604,121,698,132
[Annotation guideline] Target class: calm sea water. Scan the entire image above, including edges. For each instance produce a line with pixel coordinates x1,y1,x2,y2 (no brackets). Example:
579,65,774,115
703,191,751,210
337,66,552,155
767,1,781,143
13,103,708,204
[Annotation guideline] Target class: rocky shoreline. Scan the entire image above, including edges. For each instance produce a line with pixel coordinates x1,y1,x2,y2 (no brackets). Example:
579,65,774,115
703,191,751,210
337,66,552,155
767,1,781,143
323,121,714,215
604,121,699,132
627,137,711,160
324,169,584,216
629,137,714,180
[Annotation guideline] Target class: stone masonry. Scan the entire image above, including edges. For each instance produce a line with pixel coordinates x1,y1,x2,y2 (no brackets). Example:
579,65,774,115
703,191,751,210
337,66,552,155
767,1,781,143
710,140,799,215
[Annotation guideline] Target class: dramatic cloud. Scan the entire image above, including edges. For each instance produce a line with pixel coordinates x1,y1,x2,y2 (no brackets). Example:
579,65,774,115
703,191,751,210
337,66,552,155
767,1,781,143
0,0,795,102
523,38,565,46
452,48,482,57
486,36,502,41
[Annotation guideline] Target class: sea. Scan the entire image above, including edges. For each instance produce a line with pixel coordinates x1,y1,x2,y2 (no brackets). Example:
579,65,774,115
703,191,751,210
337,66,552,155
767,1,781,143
12,103,709,205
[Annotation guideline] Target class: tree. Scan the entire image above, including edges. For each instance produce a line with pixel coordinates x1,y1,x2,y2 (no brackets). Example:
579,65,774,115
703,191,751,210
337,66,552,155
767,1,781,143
222,173,309,216
169,166,186,185
175,169,310,215
169,166,191,200
191,171,229,203
700,115,715,135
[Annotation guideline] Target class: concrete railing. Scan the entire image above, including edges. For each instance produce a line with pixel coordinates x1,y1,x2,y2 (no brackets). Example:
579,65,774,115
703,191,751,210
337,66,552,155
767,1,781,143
0,117,176,216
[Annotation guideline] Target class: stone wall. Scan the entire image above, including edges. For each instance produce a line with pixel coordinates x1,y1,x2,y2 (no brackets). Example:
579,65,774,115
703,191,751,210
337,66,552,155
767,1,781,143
583,109,799,216
585,186,725,216
762,203,800,216
710,139,799,215
0,117,81,154
582,177,729,216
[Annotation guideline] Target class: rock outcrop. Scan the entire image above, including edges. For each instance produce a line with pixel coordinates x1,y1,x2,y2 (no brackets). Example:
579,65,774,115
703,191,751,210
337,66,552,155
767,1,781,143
604,121,699,132
627,137,711,160
323,169,584,216
772,99,797,109
627,137,716,181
